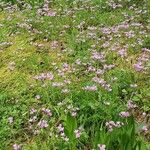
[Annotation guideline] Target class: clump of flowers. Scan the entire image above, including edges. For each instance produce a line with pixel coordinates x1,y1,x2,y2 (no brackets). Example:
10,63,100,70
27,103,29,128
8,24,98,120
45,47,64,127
118,48,127,57
106,121,124,132
37,0,56,16
127,100,137,109
133,52,149,72
82,85,97,91
67,104,79,117
30,108,37,114
98,144,106,150
41,108,52,117
57,124,69,141
57,101,79,117
74,127,83,138
35,95,41,100
34,72,54,80
92,77,112,91
38,120,48,128
51,40,59,49
13,144,21,150
103,64,115,70
91,51,106,62
134,62,144,72
142,48,150,52
52,82,64,87
119,111,130,118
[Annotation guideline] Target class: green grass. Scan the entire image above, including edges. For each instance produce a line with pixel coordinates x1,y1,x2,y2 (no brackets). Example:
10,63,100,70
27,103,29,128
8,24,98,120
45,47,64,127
0,0,150,149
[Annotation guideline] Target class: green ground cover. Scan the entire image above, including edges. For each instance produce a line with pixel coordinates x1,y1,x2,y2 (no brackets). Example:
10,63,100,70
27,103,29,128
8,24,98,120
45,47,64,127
0,0,150,149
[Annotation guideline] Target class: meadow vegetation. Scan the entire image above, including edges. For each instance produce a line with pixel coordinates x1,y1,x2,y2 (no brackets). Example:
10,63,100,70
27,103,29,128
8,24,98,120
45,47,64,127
0,0,150,149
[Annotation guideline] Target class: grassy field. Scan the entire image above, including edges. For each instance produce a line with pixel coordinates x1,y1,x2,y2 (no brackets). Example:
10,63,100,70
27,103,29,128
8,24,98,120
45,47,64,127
0,0,150,149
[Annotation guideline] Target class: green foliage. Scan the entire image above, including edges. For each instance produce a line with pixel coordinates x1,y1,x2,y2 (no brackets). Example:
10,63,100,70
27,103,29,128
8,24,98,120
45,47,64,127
0,0,149,149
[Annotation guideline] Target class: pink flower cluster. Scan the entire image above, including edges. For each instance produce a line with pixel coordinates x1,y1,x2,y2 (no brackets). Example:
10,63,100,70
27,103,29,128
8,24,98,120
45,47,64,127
30,108,37,114
83,85,97,91
106,121,124,132
98,144,106,150
38,120,48,128
13,144,21,150
37,0,56,16
142,48,150,53
74,127,83,138
51,41,59,49
119,111,130,118
127,100,137,109
92,77,112,91
134,62,144,72
42,108,52,117
34,72,54,80
74,129,81,138
67,105,79,117
103,64,115,70
91,51,106,62
35,95,41,100
118,48,127,57
57,124,69,141
57,101,79,117
106,0,122,9
134,52,149,72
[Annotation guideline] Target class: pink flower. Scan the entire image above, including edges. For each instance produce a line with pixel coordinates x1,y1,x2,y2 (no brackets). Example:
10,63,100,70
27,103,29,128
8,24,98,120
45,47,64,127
74,127,83,138
47,11,56,16
75,59,81,65
127,100,136,109
71,111,77,117
118,49,127,57
83,85,97,91
134,63,144,71
142,48,150,52
61,89,70,93
74,129,81,138
51,41,59,49
42,108,52,117
34,72,53,80
98,144,106,150
13,144,21,150
30,108,37,114
106,121,124,131
91,51,106,62
46,72,54,80
35,95,41,100
119,111,130,118
96,69,104,75
38,120,48,128
57,124,64,132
